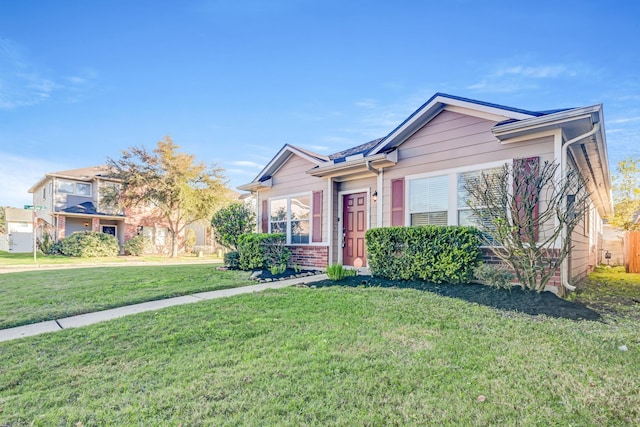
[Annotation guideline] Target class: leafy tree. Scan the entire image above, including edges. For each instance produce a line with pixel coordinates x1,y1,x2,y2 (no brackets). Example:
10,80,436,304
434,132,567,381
464,160,588,292
103,136,230,257
0,207,5,234
211,202,256,251
608,157,640,230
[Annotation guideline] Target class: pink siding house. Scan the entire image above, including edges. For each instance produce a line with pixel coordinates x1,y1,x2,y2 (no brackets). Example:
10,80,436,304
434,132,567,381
239,93,612,292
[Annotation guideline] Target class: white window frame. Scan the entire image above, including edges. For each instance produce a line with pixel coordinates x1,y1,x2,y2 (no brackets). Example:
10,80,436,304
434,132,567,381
268,192,313,245
405,159,512,227
57,179,92,197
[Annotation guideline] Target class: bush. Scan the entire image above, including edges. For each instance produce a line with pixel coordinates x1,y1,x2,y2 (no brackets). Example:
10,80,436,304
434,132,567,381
366,226,481,284
184,228,197,253
59,232,120,257
124,235,151,256
37,233,55,254
224,251,240,268
473,263,514,289
211,203,256,251
326,264,357,281
237,233,290,270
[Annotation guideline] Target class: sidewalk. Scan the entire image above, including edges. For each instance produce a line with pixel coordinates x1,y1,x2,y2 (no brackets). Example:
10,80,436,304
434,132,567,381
0,273,328,343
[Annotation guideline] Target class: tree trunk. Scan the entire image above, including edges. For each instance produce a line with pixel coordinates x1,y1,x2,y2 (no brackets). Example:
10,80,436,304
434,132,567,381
171,230,179,258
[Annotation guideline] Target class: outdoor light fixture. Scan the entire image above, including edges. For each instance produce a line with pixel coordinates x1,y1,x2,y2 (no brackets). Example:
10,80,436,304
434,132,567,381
372,191,378,203
83,221,89,227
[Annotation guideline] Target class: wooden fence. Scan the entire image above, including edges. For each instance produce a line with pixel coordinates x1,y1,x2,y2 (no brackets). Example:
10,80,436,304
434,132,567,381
625,231,640,273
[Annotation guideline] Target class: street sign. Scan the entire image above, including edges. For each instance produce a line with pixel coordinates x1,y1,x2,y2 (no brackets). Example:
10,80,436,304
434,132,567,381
23,205,46,211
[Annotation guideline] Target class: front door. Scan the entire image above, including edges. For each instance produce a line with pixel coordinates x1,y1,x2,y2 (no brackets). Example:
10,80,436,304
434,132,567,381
343,192,367,266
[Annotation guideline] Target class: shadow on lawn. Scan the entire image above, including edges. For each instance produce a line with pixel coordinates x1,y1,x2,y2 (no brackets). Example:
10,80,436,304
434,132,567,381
312,276,601,322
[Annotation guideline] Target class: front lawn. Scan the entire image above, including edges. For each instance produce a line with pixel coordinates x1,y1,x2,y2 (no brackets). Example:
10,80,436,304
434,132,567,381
0,265,253,329
571,266,640,319
0,250,222,266
1,282,638,425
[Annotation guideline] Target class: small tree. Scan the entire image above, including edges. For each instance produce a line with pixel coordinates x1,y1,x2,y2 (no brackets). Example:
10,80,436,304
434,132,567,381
0,207,5,234
103,136,231,257
608,157,640,230
184,228,197,253
464,160,589,292
211,202,256,251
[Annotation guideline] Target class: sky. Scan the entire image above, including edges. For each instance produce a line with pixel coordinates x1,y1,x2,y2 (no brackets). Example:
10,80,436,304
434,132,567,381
1,0,639,208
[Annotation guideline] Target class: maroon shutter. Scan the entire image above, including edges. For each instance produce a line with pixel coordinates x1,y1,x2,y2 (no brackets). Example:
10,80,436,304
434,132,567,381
391,178,405,226
513,157,539,241
312,190,323,242
261,199,269,233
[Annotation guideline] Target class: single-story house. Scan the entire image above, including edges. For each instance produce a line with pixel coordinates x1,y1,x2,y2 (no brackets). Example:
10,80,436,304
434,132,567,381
239,93,612,292
28,166,181,253
0,208,34,253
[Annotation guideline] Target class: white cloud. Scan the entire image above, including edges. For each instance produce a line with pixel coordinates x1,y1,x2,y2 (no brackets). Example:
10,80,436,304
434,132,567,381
609,116,640,124
227,160,263,169
0,153,68,208
497,65,575,79
0,38,96,109
355,99,378,109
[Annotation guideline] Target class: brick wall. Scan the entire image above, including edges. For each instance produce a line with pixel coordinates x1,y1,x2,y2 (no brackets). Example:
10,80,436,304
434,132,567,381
288,245,329,269
480,248,562,290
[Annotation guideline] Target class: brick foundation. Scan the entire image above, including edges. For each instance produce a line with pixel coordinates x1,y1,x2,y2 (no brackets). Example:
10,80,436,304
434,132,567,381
481,248,562,289
287,245,329,269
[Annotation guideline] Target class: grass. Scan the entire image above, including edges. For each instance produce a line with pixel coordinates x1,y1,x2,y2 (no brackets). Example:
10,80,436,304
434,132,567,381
0,250,222,266
1,275,639,425
571,265,640,319
0,265,253,329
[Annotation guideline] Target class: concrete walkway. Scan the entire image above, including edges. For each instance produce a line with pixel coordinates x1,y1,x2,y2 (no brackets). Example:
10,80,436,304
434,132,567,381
0,273,328,343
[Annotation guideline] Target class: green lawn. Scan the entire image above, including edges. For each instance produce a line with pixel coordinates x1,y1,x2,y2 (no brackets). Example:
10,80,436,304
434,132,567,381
0,250,222,266
571,265,640,319
1,277,639,425
0,265,253,329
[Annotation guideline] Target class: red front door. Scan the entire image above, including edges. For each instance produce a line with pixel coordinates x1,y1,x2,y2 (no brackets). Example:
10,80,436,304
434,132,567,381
343,192,367,266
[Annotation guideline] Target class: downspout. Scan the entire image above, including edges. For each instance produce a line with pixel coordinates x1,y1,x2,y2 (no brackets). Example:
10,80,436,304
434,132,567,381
365,160,379,176
560,122,600,292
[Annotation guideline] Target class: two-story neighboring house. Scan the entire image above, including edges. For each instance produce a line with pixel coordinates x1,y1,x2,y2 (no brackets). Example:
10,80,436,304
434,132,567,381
28,166,178,253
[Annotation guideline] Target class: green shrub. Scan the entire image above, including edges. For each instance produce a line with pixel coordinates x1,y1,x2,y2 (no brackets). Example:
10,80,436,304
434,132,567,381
366,226,481,284
473,263,514,289
124,235,151,256
37,233,55,254
59,231,120,257
237,233,290,270
224,251,240,268
184,228,197,253
269,264,287,275
326,264,357,281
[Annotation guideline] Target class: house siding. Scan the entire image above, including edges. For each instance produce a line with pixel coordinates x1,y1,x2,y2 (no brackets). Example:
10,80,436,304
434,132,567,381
381,110,556,227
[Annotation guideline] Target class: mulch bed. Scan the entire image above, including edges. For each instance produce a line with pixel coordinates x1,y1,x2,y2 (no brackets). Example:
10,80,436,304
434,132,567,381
250,268,324,283
309,276,601,322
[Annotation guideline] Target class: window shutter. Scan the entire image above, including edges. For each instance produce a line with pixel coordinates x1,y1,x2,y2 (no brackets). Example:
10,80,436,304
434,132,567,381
261,199,269,233
391,178,405,226
513,157,539,241
312,190,323,242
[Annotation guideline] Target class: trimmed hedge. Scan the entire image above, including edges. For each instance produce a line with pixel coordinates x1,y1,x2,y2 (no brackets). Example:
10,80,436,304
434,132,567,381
366,226,481,284
237,233,290,270
59,231,120,257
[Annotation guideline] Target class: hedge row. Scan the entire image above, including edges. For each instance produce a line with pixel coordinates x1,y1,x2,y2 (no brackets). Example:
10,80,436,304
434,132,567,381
366,226,481,284
59,231,120,257
237,233,290,270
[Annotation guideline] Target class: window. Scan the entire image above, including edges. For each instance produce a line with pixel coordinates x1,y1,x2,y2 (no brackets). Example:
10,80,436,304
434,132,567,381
269,194,311,244
57,180,91,196
76,183,91,196
457,167,502,229
406,161,508,240
408,175,448,226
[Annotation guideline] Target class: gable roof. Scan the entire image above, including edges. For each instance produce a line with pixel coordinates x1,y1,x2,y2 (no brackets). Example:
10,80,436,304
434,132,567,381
4,208,32,223
28,165,117,193
367,93,571,156
237,144,329,191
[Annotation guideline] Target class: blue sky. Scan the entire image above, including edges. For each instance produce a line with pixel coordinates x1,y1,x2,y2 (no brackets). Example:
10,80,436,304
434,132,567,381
1,0,639,207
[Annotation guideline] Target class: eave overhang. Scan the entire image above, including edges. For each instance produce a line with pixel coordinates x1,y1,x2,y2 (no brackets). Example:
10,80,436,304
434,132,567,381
52,211,126,220
493,104,612,218
307,149,398,181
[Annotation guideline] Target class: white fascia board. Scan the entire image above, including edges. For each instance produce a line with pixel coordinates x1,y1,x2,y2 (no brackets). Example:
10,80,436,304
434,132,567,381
368,95,536,156
243,145,327,189
493,105,602,138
